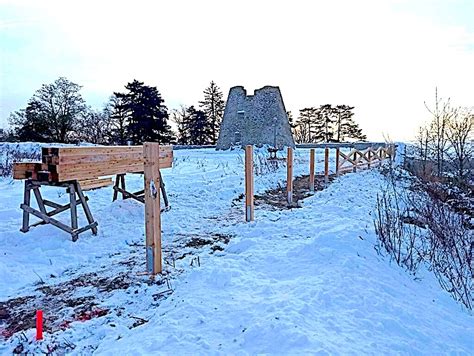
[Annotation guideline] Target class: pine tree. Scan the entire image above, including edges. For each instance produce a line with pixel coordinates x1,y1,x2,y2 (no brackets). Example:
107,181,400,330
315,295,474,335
186,106,212,145
199,81,225,144
315,104,335,142
334,105,366,141
115,80,175,145
108,94,130,144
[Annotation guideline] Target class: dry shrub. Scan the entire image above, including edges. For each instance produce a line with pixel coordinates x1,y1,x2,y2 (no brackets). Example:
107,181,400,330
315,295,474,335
374,170,473,310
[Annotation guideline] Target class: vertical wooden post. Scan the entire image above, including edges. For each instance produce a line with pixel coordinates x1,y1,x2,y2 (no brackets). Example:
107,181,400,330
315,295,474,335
367,148,372,169
20,181,31,233
245,145,254,222
324,147,329,184
287,147,293,204
335,148,340,177
69,183,78,241
144,142,162,275
353,151,357,172
309,149,315,192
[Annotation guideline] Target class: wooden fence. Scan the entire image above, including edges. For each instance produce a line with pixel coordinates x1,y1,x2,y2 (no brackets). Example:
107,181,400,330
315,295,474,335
244,144,395,221
336,145,395,175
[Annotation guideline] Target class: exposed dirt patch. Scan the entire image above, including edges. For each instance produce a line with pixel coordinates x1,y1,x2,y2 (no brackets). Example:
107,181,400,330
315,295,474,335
235,174,337,210
1,231,234,344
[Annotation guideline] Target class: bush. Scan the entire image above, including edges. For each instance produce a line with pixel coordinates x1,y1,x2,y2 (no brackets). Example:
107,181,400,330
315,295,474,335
374,169,473,310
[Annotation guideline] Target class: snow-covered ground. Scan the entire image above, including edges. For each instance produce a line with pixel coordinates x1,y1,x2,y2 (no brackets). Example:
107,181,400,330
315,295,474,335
0,147,472,354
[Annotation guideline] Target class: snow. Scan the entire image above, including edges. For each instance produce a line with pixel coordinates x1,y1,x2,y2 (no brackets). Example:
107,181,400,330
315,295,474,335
0,145,472,354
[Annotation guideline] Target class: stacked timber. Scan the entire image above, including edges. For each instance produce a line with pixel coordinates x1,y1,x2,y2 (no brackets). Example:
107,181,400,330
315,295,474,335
13,145,173,189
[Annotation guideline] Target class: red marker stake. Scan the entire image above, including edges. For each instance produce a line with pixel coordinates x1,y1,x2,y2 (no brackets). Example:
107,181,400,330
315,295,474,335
36,310,43,341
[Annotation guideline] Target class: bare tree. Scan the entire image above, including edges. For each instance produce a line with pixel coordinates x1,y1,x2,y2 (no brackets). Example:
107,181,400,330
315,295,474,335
171,105,190,144
424,88,453,176
446,108,473,181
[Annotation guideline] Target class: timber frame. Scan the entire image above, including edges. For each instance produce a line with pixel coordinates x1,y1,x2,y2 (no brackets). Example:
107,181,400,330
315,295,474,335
20,179,97,242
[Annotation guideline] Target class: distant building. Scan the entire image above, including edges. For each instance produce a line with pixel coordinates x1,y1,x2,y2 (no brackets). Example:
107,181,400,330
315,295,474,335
216,86,295,150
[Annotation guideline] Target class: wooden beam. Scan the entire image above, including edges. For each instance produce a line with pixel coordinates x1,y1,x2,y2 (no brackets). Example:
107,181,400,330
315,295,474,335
335,148,340,177
309,149,315,192
13,162,42,179
245,145,254,222
144,143,162,275
287,147,293,204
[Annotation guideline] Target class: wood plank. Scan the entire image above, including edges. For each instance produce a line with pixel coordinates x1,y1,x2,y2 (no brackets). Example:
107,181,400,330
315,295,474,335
13,162,42,179
287,147,293,204
245,145,254,222
80,178,113,191
144,143,162,275
53,145,171,156
54,150,172,165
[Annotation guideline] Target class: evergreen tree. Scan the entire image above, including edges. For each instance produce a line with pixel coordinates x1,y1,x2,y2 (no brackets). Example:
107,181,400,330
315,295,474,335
334,105,366,141
199,81,225,144
115,80,175,145
186,106,212,145
317,104,336,142
107,94,130,144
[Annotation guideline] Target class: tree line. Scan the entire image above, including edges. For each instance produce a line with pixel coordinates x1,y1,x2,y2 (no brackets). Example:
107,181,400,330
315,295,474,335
7,77,225,145
290,104,366,143
412,88,473,182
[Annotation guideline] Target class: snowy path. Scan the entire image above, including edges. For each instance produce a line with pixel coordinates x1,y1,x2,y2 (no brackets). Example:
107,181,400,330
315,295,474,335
94,170,473,354
1,148,473,354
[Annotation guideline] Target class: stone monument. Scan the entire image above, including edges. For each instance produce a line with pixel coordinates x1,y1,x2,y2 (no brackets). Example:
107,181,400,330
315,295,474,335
216,85,295,150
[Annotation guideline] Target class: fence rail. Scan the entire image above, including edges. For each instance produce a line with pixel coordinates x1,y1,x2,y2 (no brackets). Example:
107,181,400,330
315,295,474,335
337,145,395,175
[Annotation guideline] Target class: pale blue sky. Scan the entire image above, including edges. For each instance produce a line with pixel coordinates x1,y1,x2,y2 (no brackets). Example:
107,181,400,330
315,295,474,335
1,0,473,140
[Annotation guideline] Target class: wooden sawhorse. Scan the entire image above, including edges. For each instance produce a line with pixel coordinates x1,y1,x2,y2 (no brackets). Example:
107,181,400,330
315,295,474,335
20,179,98,241
112,172,170,212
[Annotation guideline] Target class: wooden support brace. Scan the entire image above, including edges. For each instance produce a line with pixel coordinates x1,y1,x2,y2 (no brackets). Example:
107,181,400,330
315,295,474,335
287,147,293,204
335,148,340,177
144,143,162,275
245,145,254,222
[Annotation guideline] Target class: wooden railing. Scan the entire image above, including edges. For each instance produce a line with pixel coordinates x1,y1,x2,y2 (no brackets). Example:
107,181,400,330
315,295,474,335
336,145,395,175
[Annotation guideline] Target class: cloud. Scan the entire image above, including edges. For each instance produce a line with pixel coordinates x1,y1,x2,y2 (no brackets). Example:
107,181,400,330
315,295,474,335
1,0,473,140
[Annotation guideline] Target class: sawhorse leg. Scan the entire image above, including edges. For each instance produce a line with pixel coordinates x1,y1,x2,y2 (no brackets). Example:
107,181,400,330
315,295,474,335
20,180,32,233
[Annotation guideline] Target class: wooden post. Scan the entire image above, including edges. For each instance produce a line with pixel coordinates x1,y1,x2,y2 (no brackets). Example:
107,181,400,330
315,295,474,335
20,181,31,233
324,147,329,184
353,151,357,172
335,148,340,177
69,183,78,241
367,148,372,169
287,147,293,204
144,142,162,275
245,145,254,222
309,149,315,192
